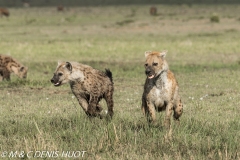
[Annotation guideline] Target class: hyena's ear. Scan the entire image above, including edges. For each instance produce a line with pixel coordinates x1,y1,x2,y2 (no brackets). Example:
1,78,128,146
145,51,152,58
160,50,167,58
65,62,72,71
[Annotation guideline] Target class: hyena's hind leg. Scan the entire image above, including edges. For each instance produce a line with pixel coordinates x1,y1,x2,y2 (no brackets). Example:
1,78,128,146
173,98,183,122
104,91,114,118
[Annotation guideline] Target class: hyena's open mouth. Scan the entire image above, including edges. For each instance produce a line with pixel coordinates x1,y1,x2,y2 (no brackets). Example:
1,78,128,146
145,71,155,79
145,69,155,79
148,74,155,79
53,81,62,86
51,78,62,87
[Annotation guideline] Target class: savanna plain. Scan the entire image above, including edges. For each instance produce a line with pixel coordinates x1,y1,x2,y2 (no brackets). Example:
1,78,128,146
0,4,240,159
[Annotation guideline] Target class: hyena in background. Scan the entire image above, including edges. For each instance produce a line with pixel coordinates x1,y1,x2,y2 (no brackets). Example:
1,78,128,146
142,51,183,129
0,8,10,17
51,61,114,119
0,54,28,81
149,6,157,16
57,5,64,12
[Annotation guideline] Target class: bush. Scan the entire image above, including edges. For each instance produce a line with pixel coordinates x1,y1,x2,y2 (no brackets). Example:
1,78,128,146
210,13,220,23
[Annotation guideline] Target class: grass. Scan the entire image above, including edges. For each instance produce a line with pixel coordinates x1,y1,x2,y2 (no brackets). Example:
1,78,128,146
0,4,240,159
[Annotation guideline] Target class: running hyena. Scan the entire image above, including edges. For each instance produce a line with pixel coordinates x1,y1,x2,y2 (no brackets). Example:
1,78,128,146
0,54,28,81
51,61,114,118
142,51,183,128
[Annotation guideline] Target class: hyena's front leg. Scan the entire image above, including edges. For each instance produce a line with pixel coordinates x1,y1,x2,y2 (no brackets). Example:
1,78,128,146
1,68,10,81
141,97,149,117
141,102,147,116
146,100,157,125
76,95,102,118
75,95,89,114
88,95,99,117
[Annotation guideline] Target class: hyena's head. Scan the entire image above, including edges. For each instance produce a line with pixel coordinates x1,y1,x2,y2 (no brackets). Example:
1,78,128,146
51,61,72,87
144,51,169,79
11,65,28,79
18,66,28,79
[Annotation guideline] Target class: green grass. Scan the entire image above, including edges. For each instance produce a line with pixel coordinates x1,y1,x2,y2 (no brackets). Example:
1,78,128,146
0,4,240,159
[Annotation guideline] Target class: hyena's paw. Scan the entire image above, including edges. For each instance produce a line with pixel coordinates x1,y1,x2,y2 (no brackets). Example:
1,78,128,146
101,110,113,121
86,106,98,117
96,105,105,119
107,110,114,118
151,121,158,127
96,105,103,113
173,110,181,123
87,105,105,119
173,103,183,121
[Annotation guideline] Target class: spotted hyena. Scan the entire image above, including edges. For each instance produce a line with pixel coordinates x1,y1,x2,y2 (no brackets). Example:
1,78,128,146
0,54,28,81
51,61,114,118
150,6,157,16
0,8,10,17
57,5,64,12
142,51,183,128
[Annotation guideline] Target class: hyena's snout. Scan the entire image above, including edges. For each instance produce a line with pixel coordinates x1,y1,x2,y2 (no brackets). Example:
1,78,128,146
50,77,55,83
50,74,61,86
23,72,28,79
21,74,27,79
145,67,155,79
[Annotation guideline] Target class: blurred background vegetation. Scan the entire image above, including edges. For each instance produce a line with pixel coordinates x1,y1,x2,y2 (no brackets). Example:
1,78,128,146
0,0,239,7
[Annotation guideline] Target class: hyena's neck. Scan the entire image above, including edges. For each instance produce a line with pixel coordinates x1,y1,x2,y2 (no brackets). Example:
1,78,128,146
155,71,168,88
5,59,22,72
69,69,85,82
69,81,76,88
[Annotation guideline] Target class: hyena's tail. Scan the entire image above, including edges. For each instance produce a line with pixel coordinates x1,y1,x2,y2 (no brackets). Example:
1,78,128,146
105,69,113,82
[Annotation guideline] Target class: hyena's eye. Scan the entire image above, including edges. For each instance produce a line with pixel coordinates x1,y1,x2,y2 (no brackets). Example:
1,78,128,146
145,64,148,67
58,73,63,76
20,67,25,72
153,63,158,66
